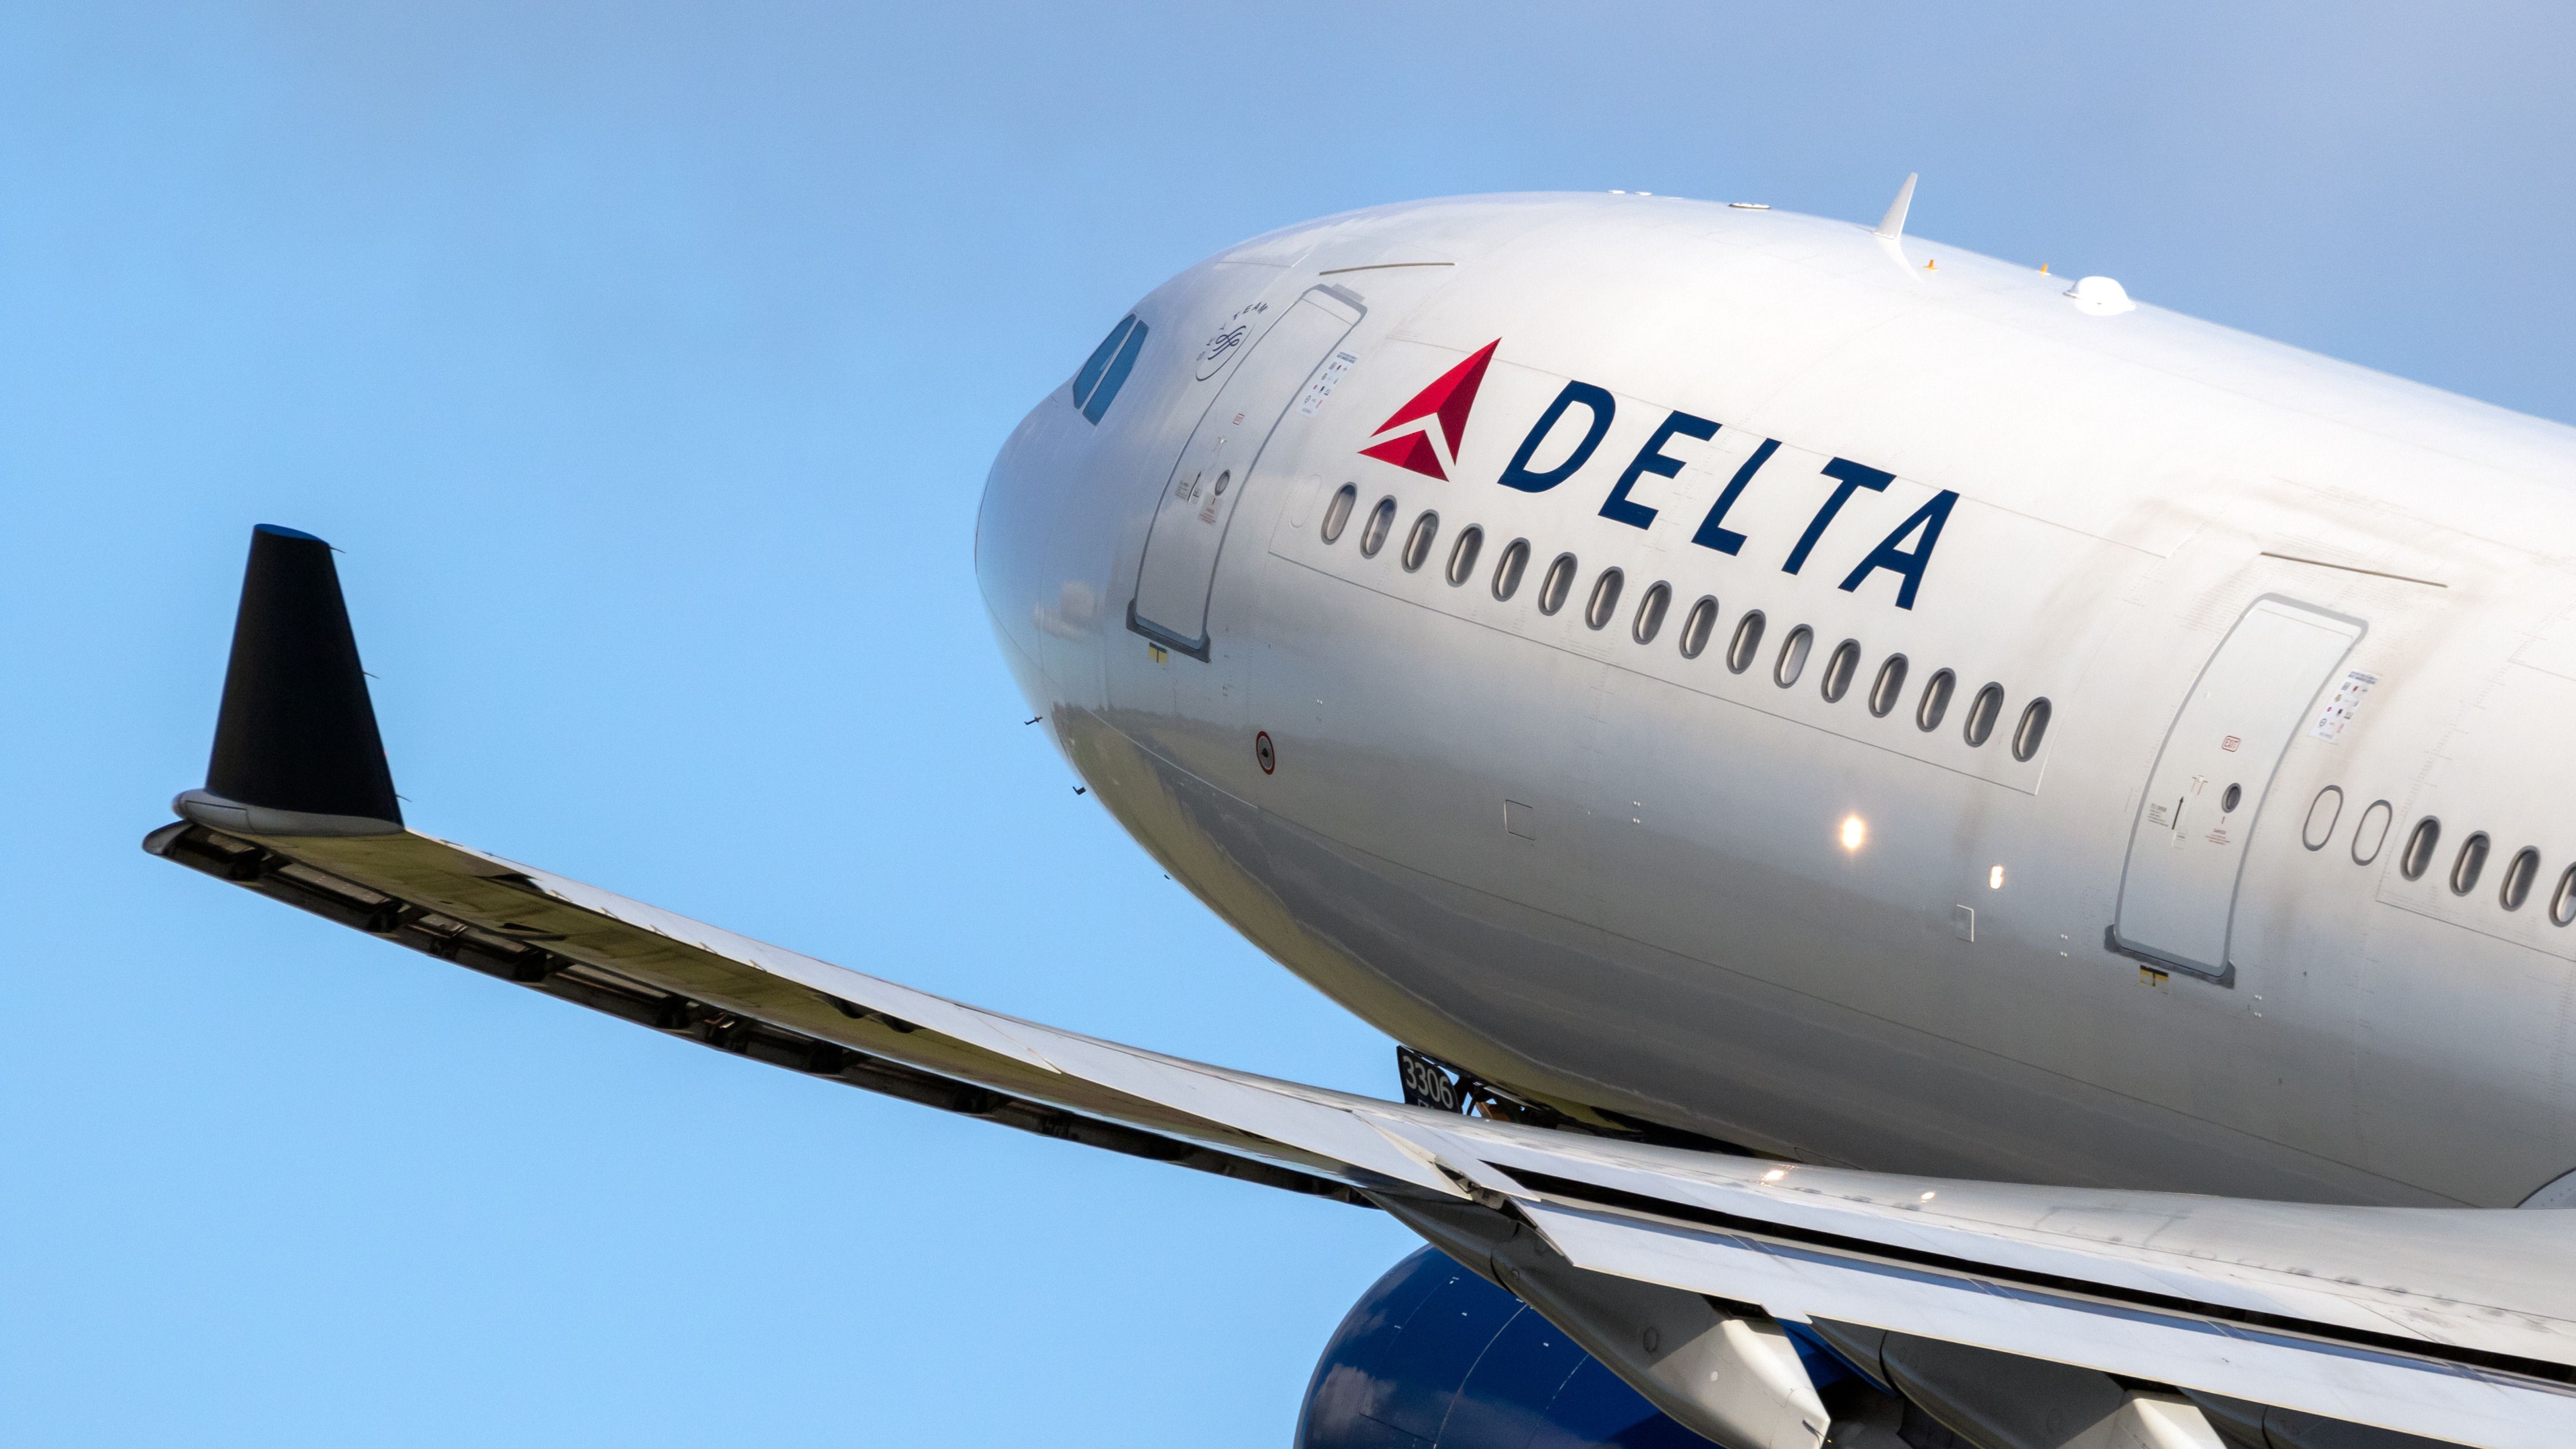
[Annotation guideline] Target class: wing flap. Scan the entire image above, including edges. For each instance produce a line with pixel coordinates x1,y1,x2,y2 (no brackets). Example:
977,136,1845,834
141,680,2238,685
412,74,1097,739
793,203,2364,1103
1389,1116,2576,1355
1519,1198,2570,1449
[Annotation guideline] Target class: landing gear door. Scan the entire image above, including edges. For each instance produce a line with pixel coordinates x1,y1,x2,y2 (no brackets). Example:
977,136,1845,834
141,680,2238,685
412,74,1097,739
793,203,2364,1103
1128,285,1364,660
2111,596,2364,982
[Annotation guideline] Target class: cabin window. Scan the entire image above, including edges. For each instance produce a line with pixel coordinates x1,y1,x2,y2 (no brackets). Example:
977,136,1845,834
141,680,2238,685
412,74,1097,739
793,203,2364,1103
1358,497,1397,557
1632,581,1672,644
1584,568,1625,630
1962,684,2005,747
2221,783,2243,813
2501,847,2541,911
1537,553,1578,615
1401,511,1439,573
2352,799,2393,865
1445,526,1484,586
1320,484,1357,543
1491,539,1531,600
2450,832,2491,896
2553,865,2576,926
1070,314,1148,423
1867,655,1909,717
1727,611,1767,674
2399,817,2441,881
2301,786,2342,850
2012,699,2053,761
1820,639,1861,702
1773,625,1814,688
1678,597,1718,659
1915,669,1954,732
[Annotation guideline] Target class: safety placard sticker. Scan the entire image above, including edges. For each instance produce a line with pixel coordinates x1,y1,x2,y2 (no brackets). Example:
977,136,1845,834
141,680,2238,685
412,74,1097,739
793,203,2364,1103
1297,350,1359,417
2310,669,2377,742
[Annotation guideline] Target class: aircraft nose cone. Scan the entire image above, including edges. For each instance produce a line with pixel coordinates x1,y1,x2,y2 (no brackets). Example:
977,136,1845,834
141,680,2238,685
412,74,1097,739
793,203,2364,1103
975,383,1117,719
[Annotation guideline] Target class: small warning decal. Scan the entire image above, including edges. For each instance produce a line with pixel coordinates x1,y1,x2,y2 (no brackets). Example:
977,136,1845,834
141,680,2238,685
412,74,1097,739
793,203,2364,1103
1298,350,1359,417
2310,669,2378,743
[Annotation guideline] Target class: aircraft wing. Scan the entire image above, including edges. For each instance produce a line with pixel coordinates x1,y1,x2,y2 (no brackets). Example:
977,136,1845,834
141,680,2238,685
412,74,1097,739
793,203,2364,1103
152,528,2576,1449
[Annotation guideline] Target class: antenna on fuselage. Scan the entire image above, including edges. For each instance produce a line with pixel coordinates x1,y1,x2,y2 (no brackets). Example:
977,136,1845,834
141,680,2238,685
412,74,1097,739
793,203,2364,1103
1874,173,1918,240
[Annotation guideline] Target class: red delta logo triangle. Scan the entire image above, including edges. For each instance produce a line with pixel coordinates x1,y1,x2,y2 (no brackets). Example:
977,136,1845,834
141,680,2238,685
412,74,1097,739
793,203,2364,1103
1358,339,1499,481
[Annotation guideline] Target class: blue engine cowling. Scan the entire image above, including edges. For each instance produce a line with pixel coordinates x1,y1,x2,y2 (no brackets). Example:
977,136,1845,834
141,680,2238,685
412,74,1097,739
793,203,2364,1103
1295,1246,1716,1449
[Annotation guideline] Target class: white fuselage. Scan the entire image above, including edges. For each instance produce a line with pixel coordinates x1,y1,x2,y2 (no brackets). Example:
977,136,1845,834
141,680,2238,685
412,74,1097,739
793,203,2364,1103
974,193,2576,1209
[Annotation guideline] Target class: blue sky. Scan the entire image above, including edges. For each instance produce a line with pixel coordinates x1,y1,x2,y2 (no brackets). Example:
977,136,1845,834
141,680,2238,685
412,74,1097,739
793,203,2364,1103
7,3,2575,1444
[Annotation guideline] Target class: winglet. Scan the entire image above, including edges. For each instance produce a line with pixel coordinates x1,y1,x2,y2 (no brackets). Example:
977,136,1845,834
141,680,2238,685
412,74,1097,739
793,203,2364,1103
1874,173,1918,240
176,524,403,837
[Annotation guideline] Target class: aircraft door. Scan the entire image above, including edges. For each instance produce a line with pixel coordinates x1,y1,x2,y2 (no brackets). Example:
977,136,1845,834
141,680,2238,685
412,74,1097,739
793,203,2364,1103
1129,285,1364,658
2111,596,2364,981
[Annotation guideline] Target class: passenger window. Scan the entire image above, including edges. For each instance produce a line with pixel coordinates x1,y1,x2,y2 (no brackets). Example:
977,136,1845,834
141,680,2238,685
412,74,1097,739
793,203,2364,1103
1867,655,1908,717
1962,684,2005,747
2399,817,2441,881
2301,786,2342,850
2553,864,2576,926
2451,832,2491,895
1726,611,1766,674
1677,597,1718,659
1070,314,1148,424
1320,484,1357,543
1583,568,1624,630
2351,799,2393,865
1915,668,1954,732
1491,539,1531,600
1631,582,1672,645
1359,498,1397,557
1446,526,1484,586
1537,553,1578,615
1819,639,1861,702
2501,847,2541,911
1773,625,1814,688
1401,511,1439,572
2011,698,2053,761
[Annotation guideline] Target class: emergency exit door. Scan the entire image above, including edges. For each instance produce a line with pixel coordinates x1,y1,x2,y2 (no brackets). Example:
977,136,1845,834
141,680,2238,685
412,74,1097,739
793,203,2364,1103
2111,596,2364,981
1128,285,1364,658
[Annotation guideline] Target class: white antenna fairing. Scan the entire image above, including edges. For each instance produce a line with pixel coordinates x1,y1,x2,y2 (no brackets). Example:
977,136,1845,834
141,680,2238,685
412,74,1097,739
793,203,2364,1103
1874,172,1918,240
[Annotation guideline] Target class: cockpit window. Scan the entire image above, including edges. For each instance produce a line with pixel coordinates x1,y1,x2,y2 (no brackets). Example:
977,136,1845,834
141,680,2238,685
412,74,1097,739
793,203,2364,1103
1071,314,1148,424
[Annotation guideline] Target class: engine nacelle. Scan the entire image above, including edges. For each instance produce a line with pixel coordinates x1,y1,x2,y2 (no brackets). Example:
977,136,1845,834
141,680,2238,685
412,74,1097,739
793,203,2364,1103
1298,1246,1812,1449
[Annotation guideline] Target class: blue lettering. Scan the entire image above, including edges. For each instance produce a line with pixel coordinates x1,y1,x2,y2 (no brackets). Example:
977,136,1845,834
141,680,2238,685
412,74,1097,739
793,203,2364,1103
1598,410,1717,529
1497,382,1616,493
1689,437,1779,556
1782,458,1894,575
1838,490,1957,610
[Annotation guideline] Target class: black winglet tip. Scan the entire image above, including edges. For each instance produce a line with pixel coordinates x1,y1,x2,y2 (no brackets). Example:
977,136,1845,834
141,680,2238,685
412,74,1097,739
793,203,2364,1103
200,526,404,832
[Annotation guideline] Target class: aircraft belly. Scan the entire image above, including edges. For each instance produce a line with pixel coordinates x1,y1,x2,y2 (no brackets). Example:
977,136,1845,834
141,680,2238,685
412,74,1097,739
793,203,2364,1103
1070,691,2444,1202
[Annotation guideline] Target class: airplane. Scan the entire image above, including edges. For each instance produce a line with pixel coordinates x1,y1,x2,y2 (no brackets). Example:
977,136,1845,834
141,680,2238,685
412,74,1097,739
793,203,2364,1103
149,177,2576,1449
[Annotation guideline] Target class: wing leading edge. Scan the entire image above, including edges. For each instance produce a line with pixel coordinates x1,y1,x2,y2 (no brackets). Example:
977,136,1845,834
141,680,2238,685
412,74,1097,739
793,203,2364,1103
151,527,2576,1449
